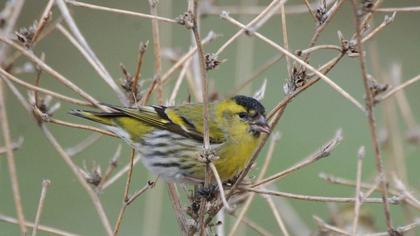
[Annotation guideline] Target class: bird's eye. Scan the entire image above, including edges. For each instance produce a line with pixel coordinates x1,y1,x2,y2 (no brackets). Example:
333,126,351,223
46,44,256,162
238,112,248,119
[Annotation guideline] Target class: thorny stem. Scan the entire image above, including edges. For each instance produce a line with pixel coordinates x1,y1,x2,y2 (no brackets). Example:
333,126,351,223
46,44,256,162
350,0,394,233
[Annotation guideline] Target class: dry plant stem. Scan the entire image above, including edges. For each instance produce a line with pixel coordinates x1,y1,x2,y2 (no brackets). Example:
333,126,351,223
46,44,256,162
215,0,286,56
56,0,127,105
228,134,280,236
0,137,23,155
132,42,148,99
209,163,232,211
113,149,136,236
203,0,334,16
379,74,420,102
262,192,290,236
40,125,113,235
0,214,79,236
314,215,351,236
95,144,121,191
299,44,342,55
65,0,177,23
305,0,345,60
366,219,420,236
148,0,163,104
56,24,126,103
350,0,393,232
0,67,92,106
49,118,116,137
32,180,51,236
376,6,420,13
393,176,420,210
167,183,189,236
169,59,191,104
229,213,273,236
66,133,102,157
361,12,396,44
0,0,24,58
31,0,55,45
280,4,291,79
303,0,317,22
221,13,365,112
160,31,217,85
100,155,141,190
190,2,212,234
252,129,342,188
0,37,106,110
242,187,398,204
351,147,365,236
228,54,284,97
0,80,27,235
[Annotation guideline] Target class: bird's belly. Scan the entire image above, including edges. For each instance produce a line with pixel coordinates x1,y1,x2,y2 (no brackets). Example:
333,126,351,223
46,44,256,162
136,130,206,182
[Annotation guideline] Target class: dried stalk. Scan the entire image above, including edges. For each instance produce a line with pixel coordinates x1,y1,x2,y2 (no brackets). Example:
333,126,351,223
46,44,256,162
0,79,27,234
350,0,393,232
40,125,113,235
32,179,51,236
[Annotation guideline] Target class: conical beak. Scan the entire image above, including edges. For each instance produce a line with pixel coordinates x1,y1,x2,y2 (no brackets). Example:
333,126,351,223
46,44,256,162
251,116,271,134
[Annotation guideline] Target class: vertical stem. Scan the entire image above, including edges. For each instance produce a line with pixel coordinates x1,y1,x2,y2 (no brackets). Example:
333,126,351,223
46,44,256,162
32,180,51,236
0,80,27,235
350,0,393,232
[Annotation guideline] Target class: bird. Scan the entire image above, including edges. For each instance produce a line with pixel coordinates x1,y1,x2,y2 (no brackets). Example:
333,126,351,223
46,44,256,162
70,95,270,183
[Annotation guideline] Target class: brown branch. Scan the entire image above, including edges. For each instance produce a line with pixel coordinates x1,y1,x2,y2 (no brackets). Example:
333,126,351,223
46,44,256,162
65,0,178,23
32,179,51,236
243,187,400,205
252,129,342,188
350,0,393,232
0,67,92,106
351,146,365,235
30,0,55,46
40,125,113,235
0,80,27,234
0,214,79,236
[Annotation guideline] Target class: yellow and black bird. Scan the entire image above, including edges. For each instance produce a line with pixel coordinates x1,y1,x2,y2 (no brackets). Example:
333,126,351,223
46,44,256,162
70,95,270,183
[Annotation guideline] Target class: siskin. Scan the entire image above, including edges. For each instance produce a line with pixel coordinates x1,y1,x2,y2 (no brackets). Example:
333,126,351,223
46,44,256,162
70,95,270,183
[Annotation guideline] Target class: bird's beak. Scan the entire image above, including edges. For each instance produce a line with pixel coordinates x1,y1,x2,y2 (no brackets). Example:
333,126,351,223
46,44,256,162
251,116,271,134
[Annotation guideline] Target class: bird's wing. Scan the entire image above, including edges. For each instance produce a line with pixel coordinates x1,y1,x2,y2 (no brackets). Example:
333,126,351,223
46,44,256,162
105,104,226,144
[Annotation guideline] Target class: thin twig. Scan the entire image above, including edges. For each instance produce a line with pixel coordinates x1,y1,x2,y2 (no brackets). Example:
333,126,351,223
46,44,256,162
379,74,420,102
30,0,55,46
0,214,79,236
350,0,393,232
0,79,27,234
56,0,128,105
303,0,317,22
351,146,365,235
40,125,113,235
220,12,365,112
0,67,92,106
65,0,177,23
167,183,189,235
95,144,121,192
376,6,420,13
66,134,102,157
209,163,232,211
262,190,290,236
132,41,148,101
32,179,51,236
314,215,351,236
280,4,291,79
0,137,24,155
113,149,136,235
228,133,280,236
252,129,342,188
242,187,399,204
48,118,116,137
0,37,105,110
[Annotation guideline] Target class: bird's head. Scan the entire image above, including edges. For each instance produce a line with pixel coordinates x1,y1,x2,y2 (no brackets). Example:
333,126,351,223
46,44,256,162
217,95,270,137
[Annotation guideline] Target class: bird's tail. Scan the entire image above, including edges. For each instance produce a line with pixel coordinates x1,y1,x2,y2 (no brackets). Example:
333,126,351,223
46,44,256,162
69,109,116,126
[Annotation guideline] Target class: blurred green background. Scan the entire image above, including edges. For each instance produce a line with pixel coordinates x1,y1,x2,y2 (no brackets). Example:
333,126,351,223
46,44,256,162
1,0,420,235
